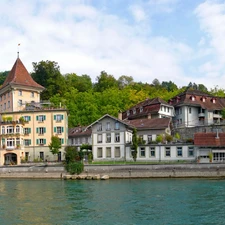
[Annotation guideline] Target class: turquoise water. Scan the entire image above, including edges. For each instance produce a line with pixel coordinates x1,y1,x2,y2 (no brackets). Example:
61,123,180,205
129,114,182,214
0,179,225,225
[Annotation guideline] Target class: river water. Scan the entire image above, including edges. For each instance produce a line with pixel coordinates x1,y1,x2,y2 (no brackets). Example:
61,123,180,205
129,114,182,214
0,178,225,225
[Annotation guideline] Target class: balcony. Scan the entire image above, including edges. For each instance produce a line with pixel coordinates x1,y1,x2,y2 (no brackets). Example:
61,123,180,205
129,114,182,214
213,114,222,119
198,113,205,117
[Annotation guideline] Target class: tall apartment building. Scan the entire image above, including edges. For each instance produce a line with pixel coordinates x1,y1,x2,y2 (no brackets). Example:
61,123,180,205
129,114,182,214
0,56,68,165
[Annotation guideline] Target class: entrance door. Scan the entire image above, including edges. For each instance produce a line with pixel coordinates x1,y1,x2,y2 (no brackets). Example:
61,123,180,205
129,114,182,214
4,153,17,165
58,152,61,162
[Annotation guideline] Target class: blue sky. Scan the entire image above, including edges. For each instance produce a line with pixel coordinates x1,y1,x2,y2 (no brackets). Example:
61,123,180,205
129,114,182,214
1,0,225,89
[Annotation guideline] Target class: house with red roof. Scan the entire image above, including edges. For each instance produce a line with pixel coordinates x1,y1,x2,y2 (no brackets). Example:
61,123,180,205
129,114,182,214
169,89,225,128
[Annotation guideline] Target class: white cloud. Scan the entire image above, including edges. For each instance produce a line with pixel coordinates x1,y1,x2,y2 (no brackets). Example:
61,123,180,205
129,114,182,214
0,0,193,88
129,5,147,22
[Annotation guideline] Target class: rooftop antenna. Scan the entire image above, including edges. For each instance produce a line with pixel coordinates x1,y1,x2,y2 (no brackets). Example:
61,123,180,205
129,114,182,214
17,43,20,58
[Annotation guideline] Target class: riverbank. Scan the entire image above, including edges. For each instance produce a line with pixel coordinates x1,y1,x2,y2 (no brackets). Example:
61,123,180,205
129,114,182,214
1,163,225,179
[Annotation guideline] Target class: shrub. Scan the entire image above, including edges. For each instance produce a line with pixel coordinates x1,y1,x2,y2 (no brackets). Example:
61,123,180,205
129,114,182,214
65,161,84,175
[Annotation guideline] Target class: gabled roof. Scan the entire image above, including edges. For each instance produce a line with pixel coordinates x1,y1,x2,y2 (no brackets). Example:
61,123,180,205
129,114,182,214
125,118,170,130
170,89,225,110
194,132,225,147
86,114,134,130
1,58,44,90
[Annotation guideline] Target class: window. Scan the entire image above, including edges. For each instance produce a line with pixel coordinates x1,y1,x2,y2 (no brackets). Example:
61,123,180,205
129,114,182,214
24,128,31,135
18,100,22,107
2,126,5,134
31,92,34,98
37,127,46,135
189,108,192,114
148,135,152,143
18,90,22,96
115,133,120,142
115,147,120,158
106,122,111,131
4,95,6,100
25,152,29,161
165,147,171,157
140,107,143,112
24,116,31,122
16,138,20,146
8,92,10,97
55,126,63,134
37,115,46,122
167,107,169,112
115,122,120,130
7,138,15,148
54,114,63,122
59,138,64,144
133,109,136,114
127,110,130,116
4,103,6,110
188,147,194,157
8,101,10,108
16,126,20,133
97,123,102,131
106,147,111,158
97,147,102,158
106,133,111,143
150,147,155,157
177,147,182,157
37,139,46,145
97,134,102,143
7,126,14,134
140,147,145,157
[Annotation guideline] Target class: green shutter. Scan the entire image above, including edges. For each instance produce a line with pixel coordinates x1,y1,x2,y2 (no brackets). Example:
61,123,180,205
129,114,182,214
36,116,38,121
44,139,46,144
43,115,46,120
54,115,56,120
44,127,46,133
61,138,64,144
36,139,39,145
62,127,64,132
29,139,31,145
54,127,56,133
36,128,38,133
28,128,31,133
61,115,64,120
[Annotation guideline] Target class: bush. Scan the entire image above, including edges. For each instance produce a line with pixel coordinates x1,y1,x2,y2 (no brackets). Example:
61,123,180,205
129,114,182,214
65,161,84,175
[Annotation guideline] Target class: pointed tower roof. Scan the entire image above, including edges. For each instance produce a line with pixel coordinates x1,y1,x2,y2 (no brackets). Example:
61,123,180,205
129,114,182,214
1,58,44,90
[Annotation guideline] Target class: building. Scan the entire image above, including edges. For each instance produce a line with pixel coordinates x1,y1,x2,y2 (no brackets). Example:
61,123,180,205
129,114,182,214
0,56,68,165
68,126,92,150
86,114,134,161
169,89,225,127
122,97,174,120
194,132,225,163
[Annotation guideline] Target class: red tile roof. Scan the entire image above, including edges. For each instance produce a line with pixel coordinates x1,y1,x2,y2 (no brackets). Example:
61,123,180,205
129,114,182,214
68,126,92,137
194,132,225,146
125,118,170,130
170,89,224,111
2,58,44,90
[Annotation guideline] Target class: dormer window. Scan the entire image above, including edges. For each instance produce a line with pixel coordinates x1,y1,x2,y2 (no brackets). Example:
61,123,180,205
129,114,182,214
201,97,206,102
133,109,136,114
190,96,195,101
212,98,216,103
140,107,143,113
127,110,130,116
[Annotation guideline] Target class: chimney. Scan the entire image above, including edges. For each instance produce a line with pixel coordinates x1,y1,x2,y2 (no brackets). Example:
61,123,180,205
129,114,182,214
118,111,122,120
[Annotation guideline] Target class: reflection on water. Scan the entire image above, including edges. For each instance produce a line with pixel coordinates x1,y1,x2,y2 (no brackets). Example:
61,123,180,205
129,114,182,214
0,179,225,225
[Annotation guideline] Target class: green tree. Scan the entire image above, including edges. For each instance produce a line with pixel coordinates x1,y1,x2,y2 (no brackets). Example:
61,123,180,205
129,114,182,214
0,71,9,85
118,75,134,89
64,146,84,174
94,71,118,92
48,136,61,157
131,128,138,162
31,60,66,100
65,73,92,92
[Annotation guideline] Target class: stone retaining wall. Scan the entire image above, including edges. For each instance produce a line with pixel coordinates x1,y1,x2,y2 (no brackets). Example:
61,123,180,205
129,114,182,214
1,164,225,179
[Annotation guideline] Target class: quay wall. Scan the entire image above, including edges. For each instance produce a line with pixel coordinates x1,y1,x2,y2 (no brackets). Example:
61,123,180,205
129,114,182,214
1,164,225,179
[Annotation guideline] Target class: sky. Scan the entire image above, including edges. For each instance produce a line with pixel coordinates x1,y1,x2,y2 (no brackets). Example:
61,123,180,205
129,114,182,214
1,0,225,89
